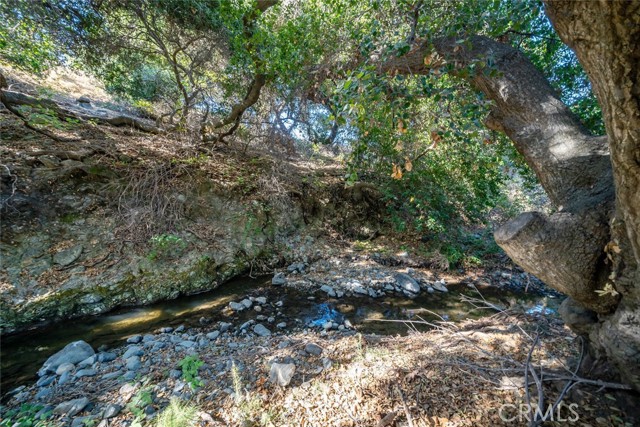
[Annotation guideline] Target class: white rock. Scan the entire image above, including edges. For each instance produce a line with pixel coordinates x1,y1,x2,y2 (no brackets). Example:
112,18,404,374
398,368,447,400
269,363,296,386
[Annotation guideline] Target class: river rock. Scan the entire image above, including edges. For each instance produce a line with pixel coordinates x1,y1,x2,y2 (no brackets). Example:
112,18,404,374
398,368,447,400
269,363,296,386
255,296,267,304
127,335,143,344
219,322,232,332
125,356,142,371
304,343,323,356
272,272,286,286
240,299,253,309
77,355,96,368
39,340,95,376
36,375,55,387
56,363,75,375
432,279,448,292
53,245,83,266
206,330,220,340
253,324,271,337
59,370,73,385
394,273,421,294
75,368,97,378
320,284,336,297
229,301,245,311
277,322,287,329
102,404,122,419
53,397,90,417
35,388,52,400
122,346,143,359
97,352,116,363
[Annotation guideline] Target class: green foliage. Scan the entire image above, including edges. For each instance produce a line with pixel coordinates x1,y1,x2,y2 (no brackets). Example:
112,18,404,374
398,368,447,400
178,355,204,389
16,106,81,131
148,234,186,261
127,387,154,421
0,404,57,427
0,17,58,74
154,399,198,427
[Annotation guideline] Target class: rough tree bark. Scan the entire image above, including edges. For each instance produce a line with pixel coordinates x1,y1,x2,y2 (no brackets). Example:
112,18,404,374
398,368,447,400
382,2,640,389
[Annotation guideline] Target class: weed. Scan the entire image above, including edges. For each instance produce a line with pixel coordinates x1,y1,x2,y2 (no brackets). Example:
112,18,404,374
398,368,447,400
154,398,198,427
0,403,57,427
147,233,186,261
127,387,154,421
178,355,203,389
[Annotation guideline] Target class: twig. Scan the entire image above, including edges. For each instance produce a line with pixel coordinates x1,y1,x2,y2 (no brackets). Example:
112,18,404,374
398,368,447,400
395,386,414,427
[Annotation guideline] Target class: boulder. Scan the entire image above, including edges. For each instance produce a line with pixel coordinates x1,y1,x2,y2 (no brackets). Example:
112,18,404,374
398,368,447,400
39,341,95,376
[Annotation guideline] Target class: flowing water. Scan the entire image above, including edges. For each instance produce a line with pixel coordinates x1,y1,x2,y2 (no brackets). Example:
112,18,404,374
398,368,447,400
0,275,559,393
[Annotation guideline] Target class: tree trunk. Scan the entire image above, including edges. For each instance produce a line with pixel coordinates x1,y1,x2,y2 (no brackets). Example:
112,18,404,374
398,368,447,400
544,0,640,391
382,2,640,389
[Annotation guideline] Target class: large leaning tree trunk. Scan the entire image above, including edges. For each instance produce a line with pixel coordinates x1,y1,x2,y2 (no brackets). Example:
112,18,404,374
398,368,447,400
382,1,640,390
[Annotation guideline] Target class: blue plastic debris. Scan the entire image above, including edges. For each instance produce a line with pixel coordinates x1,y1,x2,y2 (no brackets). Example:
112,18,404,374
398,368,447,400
309,303,344,327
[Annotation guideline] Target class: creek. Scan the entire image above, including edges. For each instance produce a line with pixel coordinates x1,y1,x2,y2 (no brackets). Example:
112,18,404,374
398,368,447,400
0,275,559,393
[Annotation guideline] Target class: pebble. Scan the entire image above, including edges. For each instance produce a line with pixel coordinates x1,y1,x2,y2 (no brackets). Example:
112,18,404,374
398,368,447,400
160,327,173,333
219,322,232,332
255,296,267,304
254,305,262,312
35,388,52,400
240,298,253,309
175,325,186,333
122,346,143,359
277,322,287,329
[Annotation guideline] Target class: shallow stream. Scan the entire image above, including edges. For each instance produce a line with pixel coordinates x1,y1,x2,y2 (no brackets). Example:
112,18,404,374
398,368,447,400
0,275,559,392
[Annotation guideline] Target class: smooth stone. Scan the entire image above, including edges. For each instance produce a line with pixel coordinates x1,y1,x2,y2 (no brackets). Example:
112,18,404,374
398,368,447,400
169,369,182,379
101,371,121,380
394,273,421,294
77,355,96,368
219,322,232,332
75,368,97,378
53,397,90,417
271,272,286,286
320,284,336,297
160,327,173,333
240,298,253,309
59,371,73,385
39,341,95,376
269,363,296,386
122,346,143,359
126,357,142,371
127,335,143,344
229,301,245,311
239,320,254,330
276,322,287,329
253,324,272,337
97,352,116,363
174,325,185,332
102,404,122,419
179,341,196,348
431,280,448,292
254,305,262,312
255,297,267,304
206,331,220,340
304,343,323,356
37,375,55,387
